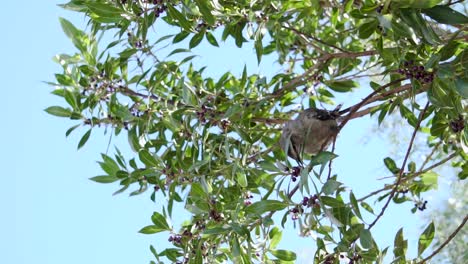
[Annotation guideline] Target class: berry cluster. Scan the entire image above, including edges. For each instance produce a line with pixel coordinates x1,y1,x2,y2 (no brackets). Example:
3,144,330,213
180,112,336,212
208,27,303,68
196,104,215,124
219,119,231,131
286,166,301,182
348,253,363,264
290,195,321,220
209,209,223,222
153,1,168,18
414,200,428,211
195,220,206,230
450,115,465,133
290,206,304,220
168,234,182,244
397,60,434,84
244,192,254,206
302,194,320,208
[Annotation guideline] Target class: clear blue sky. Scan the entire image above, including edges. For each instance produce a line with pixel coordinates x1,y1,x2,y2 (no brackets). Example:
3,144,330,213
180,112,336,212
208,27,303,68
1,2,449,264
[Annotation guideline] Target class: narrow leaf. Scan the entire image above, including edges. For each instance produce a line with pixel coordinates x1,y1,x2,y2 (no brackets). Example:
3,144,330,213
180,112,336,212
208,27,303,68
270,249,297,261
151,212,171,230
360,229,374,249
418,222,435,255
89,175,119,183
77,129,92,149
422,5,468,25
245,200,287,215
45,106,72,117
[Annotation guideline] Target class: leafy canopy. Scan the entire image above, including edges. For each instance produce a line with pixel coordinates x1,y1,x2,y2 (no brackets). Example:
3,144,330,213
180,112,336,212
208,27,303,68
48,0,467,263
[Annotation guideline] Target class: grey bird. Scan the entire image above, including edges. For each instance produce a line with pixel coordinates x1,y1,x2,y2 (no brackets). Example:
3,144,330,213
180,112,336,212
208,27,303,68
280,105,341,163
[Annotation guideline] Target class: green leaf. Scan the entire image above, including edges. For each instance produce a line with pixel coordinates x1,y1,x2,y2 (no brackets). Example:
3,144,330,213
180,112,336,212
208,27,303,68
55,74,73,86
58,17,86,53
194,0,215,25
321,180,342,195
360,229,374,249
255,38,263,64
325,80,358,92
236,172,248,188
269,227,283,249
189,32,204,49
270,249,296,261
421,171,438,189
203,226,231,235
393,0,442,8
384,157,400,174
358,20,378,39
64,89,78,110
100,154,120,176
85,2,124,23
245,200,287,215
139,149,159,167
167,48,191,57
310,151,338,166
418,222,435,256
391,19,415,40
89,175,119,183
350,192,362,219
361,202,374,214
231,236,241,263
320,196,345,207
400,104,418,127
393,228,407,259
167,5,192,31
422,6,468,25
65,124,81,137
399,9,440,45
139,225,166,234
454,78,468,98
258,160,280,172
173,31,190,43
151,212,171,231
77,129,91,149
205,32,219,47
45,106,72,117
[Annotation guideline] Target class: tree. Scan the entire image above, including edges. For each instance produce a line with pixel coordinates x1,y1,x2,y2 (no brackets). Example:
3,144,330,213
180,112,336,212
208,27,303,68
46,0,467,263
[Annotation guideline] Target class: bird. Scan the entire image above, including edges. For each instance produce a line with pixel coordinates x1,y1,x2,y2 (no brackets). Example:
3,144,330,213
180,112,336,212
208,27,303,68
279,105,342,163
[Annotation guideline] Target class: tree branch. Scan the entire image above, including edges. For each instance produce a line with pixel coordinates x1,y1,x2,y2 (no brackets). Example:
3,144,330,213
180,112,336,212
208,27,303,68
367,102,430,230
357,152,458,202
417,214,468,264
338,78,406,130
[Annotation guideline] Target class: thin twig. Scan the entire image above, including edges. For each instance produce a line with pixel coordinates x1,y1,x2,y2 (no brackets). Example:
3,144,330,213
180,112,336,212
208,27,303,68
417,214,468,264
283,25,347,52
420,141,442,171
268,50,378,99
357,152,458,202
269,61,327,98
446,0,466,6
327,138,337,181
367,102,430,230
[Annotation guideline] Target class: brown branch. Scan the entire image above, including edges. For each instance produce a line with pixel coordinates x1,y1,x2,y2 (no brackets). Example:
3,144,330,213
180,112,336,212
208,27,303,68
317,50,378,61
417,214,468,264
420,141,442,171
283,25,346,52
367,102,430,230
446,0,466,6
118,86,160,101
268,50,378,99
338,78,406,130
269,61,327,98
